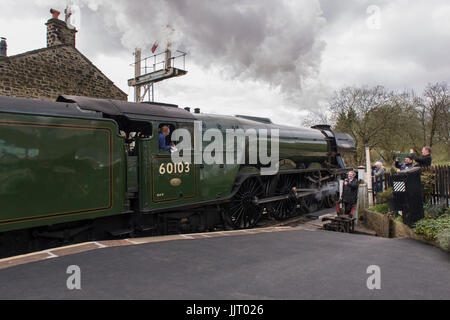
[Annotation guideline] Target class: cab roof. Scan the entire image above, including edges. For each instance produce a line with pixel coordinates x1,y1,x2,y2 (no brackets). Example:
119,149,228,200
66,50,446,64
0,95,195,121
57,95,195,120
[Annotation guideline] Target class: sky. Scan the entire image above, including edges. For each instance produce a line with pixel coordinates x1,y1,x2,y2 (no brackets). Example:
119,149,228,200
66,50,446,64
1,0,449,126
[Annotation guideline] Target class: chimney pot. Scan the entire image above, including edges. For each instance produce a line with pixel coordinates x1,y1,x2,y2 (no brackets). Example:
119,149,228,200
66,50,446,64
46,12,77,48
50,8,61,19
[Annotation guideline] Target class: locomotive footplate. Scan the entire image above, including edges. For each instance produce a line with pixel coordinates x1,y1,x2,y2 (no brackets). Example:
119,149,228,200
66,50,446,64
322,215,356,233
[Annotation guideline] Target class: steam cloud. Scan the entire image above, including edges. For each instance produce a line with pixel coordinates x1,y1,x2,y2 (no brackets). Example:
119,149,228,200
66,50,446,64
314,182,339,202
57,0,326,99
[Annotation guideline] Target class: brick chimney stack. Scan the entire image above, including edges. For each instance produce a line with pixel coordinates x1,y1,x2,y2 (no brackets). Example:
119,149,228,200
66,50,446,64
0,37,7,56
46,9,77,47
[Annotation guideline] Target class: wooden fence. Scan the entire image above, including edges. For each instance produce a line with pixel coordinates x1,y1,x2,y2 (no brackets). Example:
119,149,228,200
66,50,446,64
426,165,450,207
373,165,449,207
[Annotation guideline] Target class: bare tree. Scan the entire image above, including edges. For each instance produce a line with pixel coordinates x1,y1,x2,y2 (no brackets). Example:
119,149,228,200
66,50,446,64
328,86,403,165
326,85,430,166
324,84,448,167
301,110,329,127
423,82,449,148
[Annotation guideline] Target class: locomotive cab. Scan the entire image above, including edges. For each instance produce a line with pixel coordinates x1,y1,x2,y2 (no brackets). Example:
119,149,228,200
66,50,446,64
56,95,199,213
148,121,197,208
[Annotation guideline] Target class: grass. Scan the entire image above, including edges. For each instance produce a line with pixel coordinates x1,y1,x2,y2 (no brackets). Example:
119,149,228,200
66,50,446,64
369,203,390,214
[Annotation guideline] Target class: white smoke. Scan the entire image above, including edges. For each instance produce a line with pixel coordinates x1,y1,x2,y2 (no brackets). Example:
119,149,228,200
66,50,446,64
315,181,339,201
37,0,326,100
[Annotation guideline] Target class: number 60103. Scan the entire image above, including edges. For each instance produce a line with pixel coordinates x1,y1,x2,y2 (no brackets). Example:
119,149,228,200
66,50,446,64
158,162,191,175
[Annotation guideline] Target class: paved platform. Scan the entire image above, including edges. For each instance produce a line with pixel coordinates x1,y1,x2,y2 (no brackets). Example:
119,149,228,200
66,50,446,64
0,228,448,300
0,226,296,271
0,208,337,271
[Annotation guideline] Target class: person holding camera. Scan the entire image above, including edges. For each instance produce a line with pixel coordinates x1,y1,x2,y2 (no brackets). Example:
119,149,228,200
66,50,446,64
395,156,413,171
409,147,432,168
341,171,359,218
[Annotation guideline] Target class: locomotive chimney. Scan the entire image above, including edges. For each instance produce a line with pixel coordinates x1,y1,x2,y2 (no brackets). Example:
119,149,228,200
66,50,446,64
0,37,7,57
46,8,77,48
184,107,191,112
194,108,200,114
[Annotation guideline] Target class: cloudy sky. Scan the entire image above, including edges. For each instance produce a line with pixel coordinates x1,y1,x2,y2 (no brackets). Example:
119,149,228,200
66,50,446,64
1,0,449,126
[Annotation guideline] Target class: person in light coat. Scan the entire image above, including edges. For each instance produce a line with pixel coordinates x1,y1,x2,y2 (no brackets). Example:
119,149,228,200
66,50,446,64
373,161,385,193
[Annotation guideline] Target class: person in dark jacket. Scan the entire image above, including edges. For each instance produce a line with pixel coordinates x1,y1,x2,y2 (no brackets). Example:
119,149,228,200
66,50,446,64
341,171,359,218
410,147,432,168
395,156,413,171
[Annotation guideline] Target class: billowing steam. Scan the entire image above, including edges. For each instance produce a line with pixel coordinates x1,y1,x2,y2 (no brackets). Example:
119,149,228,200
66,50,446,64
315,182,339,202
43,0,326,100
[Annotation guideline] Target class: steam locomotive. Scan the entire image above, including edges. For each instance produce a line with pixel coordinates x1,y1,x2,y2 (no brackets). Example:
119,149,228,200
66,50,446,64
0,95,355,257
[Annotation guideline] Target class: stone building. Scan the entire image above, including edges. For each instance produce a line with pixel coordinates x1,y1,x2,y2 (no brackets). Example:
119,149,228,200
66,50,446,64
0,13,127,101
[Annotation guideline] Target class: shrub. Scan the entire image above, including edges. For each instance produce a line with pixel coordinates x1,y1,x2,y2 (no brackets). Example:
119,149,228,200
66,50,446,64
375,188,393,205
424,204,448,219
414,214,450,241
437,228,450,252
369,203,390,214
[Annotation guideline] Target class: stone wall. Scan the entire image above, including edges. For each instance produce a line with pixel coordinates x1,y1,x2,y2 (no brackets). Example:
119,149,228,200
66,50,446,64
363,209,441,248
0,45,127,102
362,210,391,238
392,220,417,239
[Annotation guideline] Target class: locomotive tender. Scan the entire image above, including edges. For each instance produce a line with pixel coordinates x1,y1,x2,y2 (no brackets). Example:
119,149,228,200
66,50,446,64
0,95,355,257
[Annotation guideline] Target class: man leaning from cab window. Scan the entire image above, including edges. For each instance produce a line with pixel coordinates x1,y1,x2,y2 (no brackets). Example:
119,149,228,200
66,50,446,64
159,125,176,151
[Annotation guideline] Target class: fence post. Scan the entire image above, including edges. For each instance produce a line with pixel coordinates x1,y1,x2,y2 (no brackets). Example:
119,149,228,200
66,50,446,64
446,165,449,207
365,145,374,207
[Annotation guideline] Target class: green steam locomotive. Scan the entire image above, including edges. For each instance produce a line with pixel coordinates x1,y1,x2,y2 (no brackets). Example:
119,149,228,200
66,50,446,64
0,95,355,257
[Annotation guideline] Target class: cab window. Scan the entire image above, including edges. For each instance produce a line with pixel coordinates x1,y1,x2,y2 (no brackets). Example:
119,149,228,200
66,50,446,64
112,118,152,156
157,122,194,154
